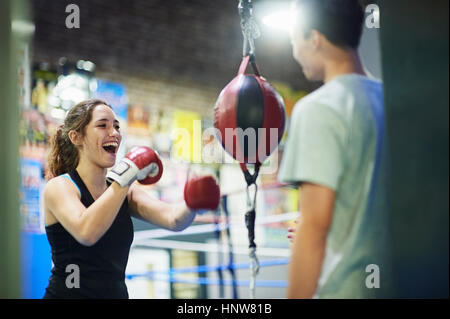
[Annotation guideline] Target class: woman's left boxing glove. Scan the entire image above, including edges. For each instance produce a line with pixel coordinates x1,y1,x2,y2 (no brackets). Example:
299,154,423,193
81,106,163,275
184,175,220,211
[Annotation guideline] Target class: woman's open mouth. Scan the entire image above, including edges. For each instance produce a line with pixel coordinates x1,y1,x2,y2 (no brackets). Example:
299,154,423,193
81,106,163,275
102,142,118,155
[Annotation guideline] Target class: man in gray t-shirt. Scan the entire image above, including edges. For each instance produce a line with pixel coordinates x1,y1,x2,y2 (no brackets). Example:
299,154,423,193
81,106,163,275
280,0,393,298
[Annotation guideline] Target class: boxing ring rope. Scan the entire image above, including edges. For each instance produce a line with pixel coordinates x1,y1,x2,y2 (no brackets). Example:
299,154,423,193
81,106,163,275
126,258,289,288
133,239,290,257
128,276,287,288
128,178,298,297
133,181,295,240
128,214,297,294
129,258,289,276
132,211,299,242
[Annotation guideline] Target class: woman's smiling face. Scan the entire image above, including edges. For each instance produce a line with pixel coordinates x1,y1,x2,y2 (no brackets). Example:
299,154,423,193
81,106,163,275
78,104,122,168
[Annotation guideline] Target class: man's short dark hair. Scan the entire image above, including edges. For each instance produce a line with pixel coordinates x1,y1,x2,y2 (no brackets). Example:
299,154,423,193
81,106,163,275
293,0,364,49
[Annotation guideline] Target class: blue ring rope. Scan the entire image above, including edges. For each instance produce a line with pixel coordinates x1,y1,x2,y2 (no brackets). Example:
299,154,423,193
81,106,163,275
127,273,287,288
167,277,287,288
126,258,289,280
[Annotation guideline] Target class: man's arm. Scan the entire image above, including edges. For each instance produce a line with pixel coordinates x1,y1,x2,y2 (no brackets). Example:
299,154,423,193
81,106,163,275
287,182,336,298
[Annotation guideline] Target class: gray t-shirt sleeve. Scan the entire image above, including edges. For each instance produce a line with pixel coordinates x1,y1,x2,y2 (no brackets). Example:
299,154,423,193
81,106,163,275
278,102,347,191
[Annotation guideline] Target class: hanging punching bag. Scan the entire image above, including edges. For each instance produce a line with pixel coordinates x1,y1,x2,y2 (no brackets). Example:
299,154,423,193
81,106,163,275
214,55,286,184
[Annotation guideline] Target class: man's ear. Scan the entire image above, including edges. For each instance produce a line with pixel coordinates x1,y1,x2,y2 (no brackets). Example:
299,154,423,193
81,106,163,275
310,29,322,51
68,130,82,146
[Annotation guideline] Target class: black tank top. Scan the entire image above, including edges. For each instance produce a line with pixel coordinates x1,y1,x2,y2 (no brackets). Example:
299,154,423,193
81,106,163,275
44,170,134,299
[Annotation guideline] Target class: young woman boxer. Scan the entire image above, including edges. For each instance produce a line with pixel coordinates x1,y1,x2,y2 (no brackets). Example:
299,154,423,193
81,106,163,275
43,99,219,298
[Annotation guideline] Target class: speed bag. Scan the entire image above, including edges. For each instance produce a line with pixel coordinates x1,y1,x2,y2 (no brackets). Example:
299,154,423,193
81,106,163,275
214,55,286,166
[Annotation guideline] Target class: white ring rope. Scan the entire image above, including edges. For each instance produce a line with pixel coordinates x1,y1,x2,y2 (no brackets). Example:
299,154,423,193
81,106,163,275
133,239,291,257
133,211,300,241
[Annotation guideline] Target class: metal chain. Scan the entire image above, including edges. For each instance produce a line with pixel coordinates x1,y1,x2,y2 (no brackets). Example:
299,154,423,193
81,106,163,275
238,0,260,57
249,246,260,299
245,183,260,299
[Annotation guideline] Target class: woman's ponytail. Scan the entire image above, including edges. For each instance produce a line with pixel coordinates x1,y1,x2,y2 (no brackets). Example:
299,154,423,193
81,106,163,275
48,125,79,178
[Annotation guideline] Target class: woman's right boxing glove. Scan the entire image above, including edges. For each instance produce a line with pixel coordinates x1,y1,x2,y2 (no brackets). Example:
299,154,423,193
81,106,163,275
107,146,163,187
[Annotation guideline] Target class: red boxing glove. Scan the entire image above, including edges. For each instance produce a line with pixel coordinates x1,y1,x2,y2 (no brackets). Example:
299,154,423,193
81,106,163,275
107,146,163,187
129,147,163,185
184,175,220,211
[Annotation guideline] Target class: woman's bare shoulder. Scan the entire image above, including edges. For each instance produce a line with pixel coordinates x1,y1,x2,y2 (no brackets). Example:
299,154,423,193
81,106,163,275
44,174,80,201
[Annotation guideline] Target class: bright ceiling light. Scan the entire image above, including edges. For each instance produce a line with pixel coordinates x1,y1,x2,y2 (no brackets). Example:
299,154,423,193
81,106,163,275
262,10,294,32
